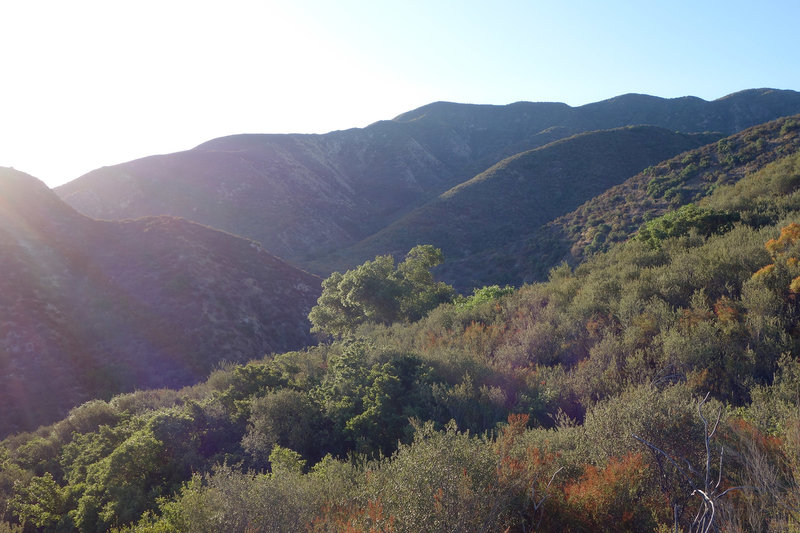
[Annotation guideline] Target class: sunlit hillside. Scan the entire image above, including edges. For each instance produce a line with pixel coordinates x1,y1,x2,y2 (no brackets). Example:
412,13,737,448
2,105,800,531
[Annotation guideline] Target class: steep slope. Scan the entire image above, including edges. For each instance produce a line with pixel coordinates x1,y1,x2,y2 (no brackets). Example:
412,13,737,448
465,114,800,286
56,89,800,273
0,168,320,436
322,126,721,289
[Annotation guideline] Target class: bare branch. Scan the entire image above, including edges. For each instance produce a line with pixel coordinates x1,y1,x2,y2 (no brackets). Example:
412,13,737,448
635,392,747,533
631,433,696,488
708,408,722,441
718,486,749,498
544,467,563,493
527,466,564,533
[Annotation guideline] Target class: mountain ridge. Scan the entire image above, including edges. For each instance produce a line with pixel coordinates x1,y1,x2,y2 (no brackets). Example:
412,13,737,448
56,89,800,282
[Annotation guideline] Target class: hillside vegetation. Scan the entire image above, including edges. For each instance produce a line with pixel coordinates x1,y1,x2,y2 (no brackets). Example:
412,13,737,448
4,142,800,531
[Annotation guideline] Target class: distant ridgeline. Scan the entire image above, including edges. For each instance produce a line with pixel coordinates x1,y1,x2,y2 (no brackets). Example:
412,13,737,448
57,88,800,290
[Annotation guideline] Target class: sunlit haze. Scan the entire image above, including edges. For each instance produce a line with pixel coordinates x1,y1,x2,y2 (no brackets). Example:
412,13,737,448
2,0,799,187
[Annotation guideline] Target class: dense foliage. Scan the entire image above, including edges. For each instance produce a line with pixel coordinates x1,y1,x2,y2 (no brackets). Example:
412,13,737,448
3,144,800,530
309,245,453,337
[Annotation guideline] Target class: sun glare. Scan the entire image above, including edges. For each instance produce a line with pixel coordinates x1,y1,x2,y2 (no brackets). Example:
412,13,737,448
0,0,798,186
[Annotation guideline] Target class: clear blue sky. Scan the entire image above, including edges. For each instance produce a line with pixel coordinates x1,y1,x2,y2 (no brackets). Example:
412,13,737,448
1,0,798,187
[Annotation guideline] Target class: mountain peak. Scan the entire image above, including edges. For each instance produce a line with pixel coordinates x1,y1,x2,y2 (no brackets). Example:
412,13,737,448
391,100,571,124
715,87,788,101
0,167,84,229
0,166,53,198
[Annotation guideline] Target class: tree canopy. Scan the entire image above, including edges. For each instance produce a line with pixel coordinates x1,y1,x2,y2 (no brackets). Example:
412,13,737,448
309,245,454,337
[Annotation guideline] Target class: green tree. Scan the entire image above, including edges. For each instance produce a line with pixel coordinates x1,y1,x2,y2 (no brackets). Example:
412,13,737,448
636,204,738,249
309,245,453,337
9,472,68,530
397,245,454,321
310,343,435,455
74,429,166,531
241,389,322,466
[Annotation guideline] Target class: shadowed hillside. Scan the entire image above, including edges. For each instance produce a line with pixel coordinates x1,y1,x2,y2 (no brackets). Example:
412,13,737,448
0,168,320,436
